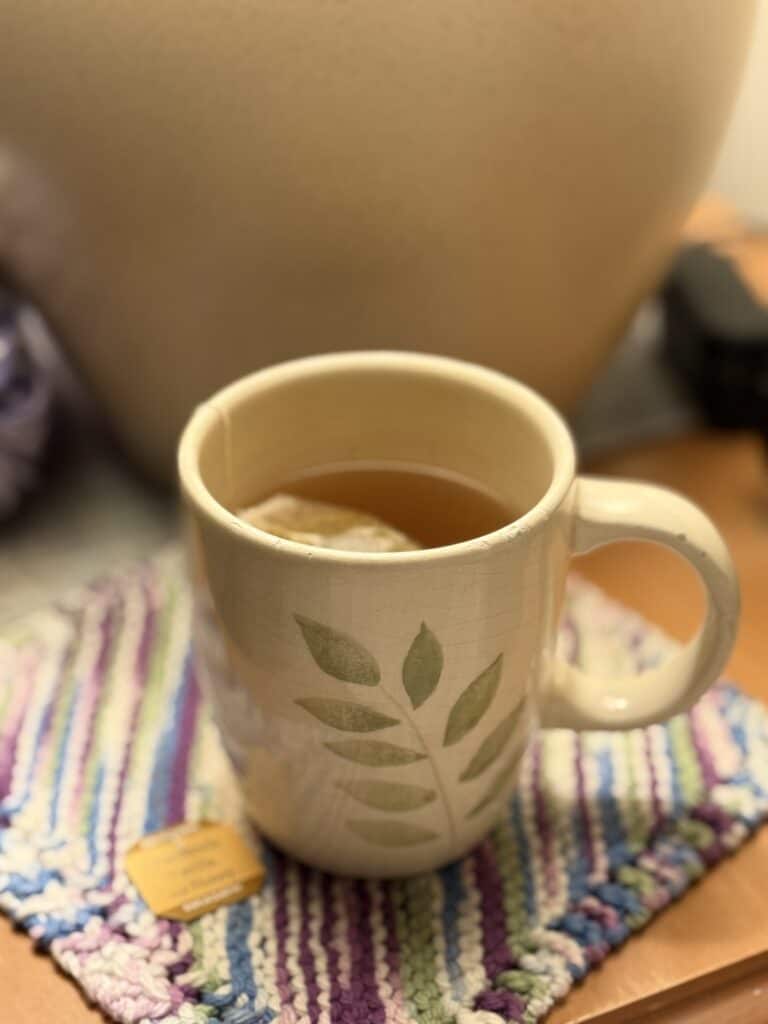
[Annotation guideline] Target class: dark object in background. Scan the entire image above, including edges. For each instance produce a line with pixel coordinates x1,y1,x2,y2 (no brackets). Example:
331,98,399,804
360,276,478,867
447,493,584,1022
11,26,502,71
662,242,768,432
0,293,54,521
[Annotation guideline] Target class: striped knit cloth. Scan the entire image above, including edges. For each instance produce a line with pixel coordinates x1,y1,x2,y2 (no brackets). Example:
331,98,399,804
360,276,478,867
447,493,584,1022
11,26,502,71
0,551,766,1024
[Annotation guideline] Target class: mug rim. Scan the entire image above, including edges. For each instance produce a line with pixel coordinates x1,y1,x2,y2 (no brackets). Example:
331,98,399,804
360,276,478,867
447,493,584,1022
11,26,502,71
178,351,576,565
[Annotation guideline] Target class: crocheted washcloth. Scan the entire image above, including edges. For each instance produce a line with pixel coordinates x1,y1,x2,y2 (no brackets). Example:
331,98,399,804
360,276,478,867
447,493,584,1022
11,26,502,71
0,551,766,1024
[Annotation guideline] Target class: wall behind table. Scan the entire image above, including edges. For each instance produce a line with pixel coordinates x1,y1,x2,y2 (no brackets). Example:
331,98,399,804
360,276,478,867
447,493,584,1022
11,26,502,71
712,0,768,219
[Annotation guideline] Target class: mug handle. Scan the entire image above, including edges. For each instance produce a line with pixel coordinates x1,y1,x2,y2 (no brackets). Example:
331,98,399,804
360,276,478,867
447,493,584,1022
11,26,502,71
541,477,740,730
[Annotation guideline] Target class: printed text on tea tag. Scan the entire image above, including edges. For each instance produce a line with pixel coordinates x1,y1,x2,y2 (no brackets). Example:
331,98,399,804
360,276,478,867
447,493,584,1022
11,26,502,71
125,821,265,921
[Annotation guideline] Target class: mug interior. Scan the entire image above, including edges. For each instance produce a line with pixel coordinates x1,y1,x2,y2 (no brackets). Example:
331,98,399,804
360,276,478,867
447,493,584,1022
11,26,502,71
185,352,574,540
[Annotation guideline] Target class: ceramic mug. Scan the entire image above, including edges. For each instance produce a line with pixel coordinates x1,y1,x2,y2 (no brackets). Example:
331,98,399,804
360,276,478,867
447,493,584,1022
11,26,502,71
178,352,739,877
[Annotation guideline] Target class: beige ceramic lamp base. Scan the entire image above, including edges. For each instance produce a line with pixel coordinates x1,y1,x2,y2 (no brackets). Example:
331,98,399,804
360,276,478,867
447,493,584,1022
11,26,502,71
0,1,758,478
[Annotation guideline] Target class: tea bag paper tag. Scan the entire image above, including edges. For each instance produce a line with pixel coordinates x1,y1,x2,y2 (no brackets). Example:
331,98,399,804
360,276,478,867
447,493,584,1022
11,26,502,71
125,821,265,921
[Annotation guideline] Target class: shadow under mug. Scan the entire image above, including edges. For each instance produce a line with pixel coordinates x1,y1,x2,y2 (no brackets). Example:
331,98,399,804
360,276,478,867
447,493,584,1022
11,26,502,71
178,352,739,877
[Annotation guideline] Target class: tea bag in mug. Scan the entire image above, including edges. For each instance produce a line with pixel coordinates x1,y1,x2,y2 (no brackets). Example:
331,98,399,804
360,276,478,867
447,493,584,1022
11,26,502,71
238,494,420,553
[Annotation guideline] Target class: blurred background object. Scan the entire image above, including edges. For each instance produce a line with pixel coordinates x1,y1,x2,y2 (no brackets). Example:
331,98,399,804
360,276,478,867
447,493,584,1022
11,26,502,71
0,291,53,521
0,304,174,621
0,0,757,479
572,193,768,458
662,225,768,437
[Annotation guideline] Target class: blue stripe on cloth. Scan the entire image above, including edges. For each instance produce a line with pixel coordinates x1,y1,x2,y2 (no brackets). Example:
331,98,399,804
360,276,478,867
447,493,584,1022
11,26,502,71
87,761,105,873
440,859,465,1001
143,662,193,834
510,793,535,922
595,748,634,870
202,901,275,1024
720,686,768,805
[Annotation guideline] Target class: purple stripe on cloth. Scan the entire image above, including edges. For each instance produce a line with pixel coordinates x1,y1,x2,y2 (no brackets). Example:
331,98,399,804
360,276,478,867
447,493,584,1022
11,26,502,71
320,873,344,1024
344,880,385,1024
689,706,720,790
165,654,201,825
0,678,28,800
574,734,595,879
532,741,559,902
71,604,117,811
273,854,295,1013
9,621,80,818
105,592,154,872
29,619,81,770
298,866,321,1023
473,839,514,979
643,730,665,832
475,988,526,1019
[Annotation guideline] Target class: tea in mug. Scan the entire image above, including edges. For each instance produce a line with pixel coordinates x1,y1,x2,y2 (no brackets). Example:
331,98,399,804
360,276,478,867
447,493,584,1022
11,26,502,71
239,462,514,551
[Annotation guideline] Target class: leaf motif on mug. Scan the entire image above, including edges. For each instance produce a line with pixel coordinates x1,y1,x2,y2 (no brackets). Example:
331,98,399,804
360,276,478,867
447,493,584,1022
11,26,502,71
459,698,525,782
466,754,517,818
294,614,380,685
324,739,426,766
443,654,503,747
336,779,436,812
402,622,443,709
346,820,438,847
295,697,398,732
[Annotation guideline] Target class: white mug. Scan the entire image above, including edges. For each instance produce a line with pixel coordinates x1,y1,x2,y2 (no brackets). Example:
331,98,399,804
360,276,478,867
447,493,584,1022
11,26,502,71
178,352,739,877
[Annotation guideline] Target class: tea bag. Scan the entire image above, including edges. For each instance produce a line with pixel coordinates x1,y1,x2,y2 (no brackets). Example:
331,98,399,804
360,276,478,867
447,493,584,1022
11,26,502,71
238,494,420,552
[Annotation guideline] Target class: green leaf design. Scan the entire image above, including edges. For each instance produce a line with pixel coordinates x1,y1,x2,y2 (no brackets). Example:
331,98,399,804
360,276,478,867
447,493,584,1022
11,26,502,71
295,698,398,732
324,739,426,766
294,614,380,685
459,698,525,782
346,820,438,847
443,654,503,747
466,754,517,818
402,622,443,709
336,780,436,812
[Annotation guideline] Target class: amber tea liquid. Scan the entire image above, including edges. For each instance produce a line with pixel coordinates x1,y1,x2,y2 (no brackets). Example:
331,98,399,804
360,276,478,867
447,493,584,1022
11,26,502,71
261,462,516,549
